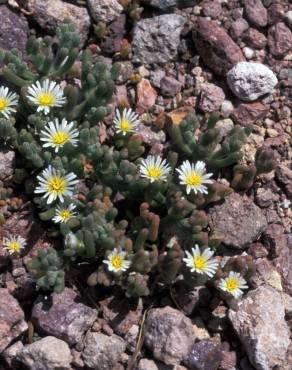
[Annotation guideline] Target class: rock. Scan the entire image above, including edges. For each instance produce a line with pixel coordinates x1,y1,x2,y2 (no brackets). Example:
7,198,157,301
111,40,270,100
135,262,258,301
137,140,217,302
135,125,166,150
3,341,23,369
243,46,255,59
150,69,166,88
285,11,292,30
18,336,72,370
215,118,234,138
87,0,123,23
32,288,97,345
202,1,223,19
229,18,249,40
253,258,283,291
144,306,195,365
0,289,28,353
0,150,15,181
209,192,267,249
255,187,277,207
82,332,126,370
26,0,90,46
244,0,268,28
193,18,245,76
227,62,278,101
263,223,287,257
172,281,211,315
132,14,186,65
243,28,267,49
0,6,29,61
137,359,159,370
149,0,197,9
160,76,182,97
99,296,143,337
221,100,234,116
100,15,127,55
229,285,290,370
231,102,269,126
220,347,237,370
137,79,157,111
275,164,292,197
268,3,285,25
268,22,292,57
183,340,222,370
199,83,225,113
274,235,292,296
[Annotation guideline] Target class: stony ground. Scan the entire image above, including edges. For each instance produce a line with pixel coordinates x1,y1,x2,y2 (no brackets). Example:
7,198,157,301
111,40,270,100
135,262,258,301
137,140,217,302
0,0,291,369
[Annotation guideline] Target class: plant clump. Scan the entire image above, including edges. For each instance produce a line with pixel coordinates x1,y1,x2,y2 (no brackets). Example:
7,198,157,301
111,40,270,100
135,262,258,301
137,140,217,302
0,21,275,303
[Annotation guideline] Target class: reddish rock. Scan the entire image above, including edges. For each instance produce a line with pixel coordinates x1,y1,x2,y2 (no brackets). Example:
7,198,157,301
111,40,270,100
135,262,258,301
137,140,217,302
268,3,285,25
268,22,292,57
275,164,292,197
193,18,245,76
244,0,268,28
99,296,143,337
274,235,292,296
231,102,269,126
199,83,225,113
137,78,157,111
248,242,269,259
115,85,129,106
183,340,222,370
229,18,249,40
243,28,267,49
0,289,28,353
160,76,182,97
202,0,223,19
32,288,97,345
263,224,287,258
220,348,237,370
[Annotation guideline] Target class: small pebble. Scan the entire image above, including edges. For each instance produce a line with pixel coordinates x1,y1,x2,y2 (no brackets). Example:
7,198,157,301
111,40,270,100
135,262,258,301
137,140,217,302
243,47,255,59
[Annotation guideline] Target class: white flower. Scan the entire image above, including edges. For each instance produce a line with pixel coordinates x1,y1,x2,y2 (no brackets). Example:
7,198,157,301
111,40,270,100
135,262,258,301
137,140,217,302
219,271,248,299
52,203,77,223
40,118,79,152
183,245,218,277
113,108,140,135
103,248,131,273
27,79,66,114
176,160,213,195
139,156,171,183
3,235,26,255
0,86,18,118
35,165,78,204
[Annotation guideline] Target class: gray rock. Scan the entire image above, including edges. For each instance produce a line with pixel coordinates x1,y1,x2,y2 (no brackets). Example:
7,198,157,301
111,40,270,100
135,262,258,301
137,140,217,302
0,150,15,181
0,289,28,353
82,332,126,370
229,285,290,370
149,0,197,9
183,340,222,370
137,359,187,370
132,14,186,65
3,341,23,369
227,62,278,101
209,192,267,249
26,0,90,46
285,11,292,30
18,336,72,370
87,0,123,24
144,306,195,365
0,6,29,60
32,288,97,345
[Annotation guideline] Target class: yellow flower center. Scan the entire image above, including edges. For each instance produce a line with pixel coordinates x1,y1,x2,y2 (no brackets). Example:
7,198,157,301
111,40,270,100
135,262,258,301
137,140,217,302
111,255,123,269
193,256,206,271
37,93,55,107
47,176,66,195
7,241,22,253
0,98,9,111
147,166,162,180
51,131,70,146
59,209,71,221
185,171,202,186
225,278,238,292
120,119,131,132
